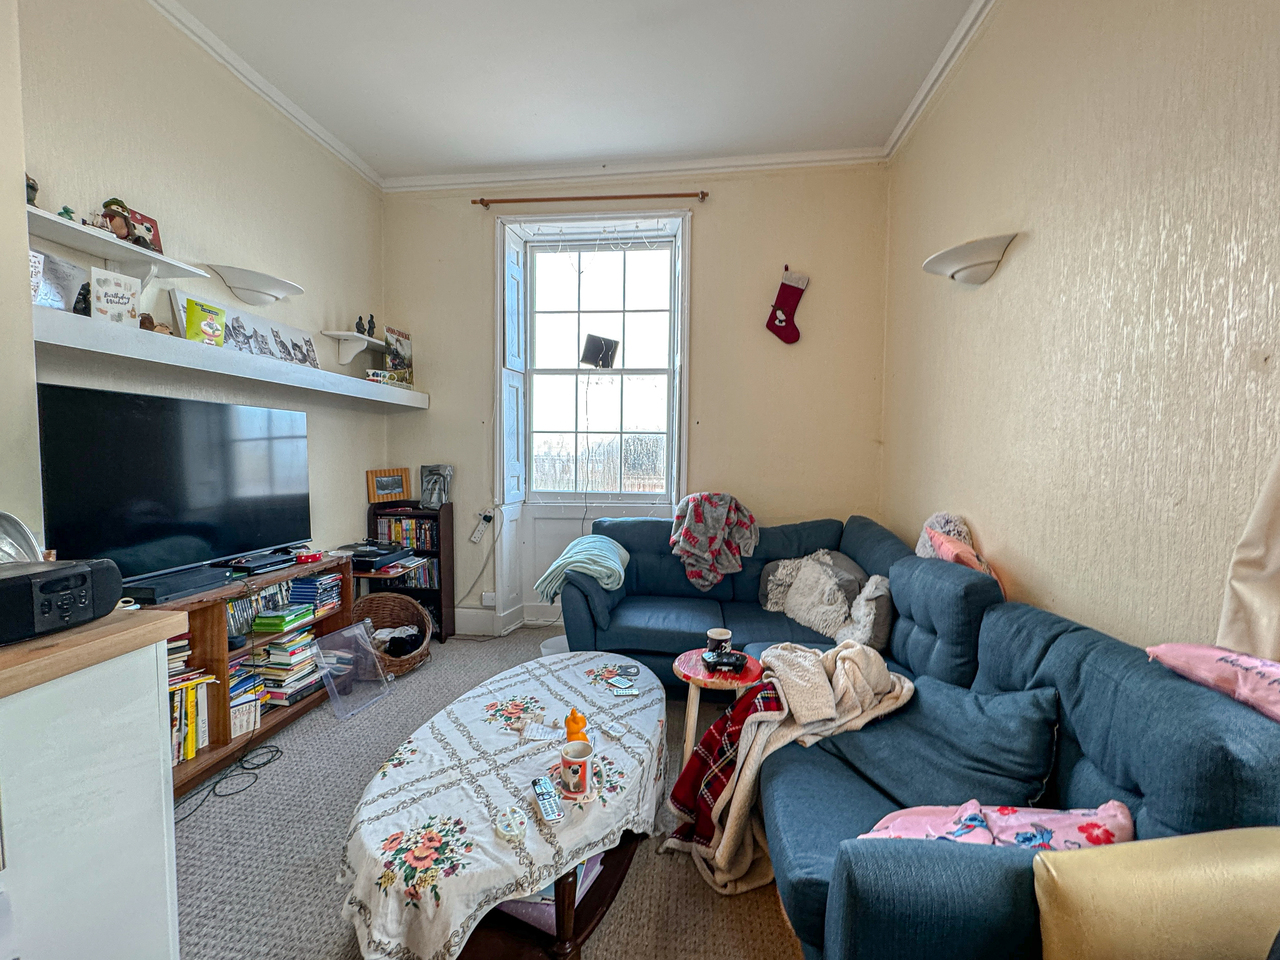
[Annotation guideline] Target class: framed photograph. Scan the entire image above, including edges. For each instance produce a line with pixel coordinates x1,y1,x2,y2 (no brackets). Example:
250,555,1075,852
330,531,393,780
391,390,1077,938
367,467,411,503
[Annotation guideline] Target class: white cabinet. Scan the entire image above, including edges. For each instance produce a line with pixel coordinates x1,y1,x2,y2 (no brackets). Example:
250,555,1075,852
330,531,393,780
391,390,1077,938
0,643,179,959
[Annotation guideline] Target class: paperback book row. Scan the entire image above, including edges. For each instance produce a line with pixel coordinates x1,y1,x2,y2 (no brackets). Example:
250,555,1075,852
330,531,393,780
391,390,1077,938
375,516,440,551
168,632,216,766
394,557,441,589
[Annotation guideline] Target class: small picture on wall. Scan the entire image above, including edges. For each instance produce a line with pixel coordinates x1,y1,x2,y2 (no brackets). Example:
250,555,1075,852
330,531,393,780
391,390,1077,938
367,467,411,503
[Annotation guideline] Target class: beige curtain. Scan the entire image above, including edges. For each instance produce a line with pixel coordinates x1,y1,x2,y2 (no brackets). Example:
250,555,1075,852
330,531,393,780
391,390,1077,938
1217,449,1280,660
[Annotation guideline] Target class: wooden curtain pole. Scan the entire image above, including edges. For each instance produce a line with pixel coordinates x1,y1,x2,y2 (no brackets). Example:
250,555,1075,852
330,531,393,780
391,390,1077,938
471,191,708,209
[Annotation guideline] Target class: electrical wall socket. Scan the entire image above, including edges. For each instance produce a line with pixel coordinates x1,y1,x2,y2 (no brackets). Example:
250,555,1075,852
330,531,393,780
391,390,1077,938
481,592,496,608
469,512,493,544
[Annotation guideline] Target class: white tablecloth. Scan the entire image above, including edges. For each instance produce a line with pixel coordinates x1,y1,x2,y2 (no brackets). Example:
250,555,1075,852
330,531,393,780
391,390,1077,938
340,651,667,959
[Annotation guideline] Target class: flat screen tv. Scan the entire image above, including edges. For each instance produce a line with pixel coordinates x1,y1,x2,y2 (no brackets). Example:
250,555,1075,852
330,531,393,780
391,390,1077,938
37,384,311,581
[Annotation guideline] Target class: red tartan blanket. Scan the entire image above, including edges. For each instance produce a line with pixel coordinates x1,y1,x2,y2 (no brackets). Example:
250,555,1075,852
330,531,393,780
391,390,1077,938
668,681,784,849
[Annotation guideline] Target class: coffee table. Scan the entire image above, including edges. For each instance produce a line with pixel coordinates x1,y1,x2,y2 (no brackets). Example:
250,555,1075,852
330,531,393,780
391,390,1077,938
672,649,764,765
341,651,666,960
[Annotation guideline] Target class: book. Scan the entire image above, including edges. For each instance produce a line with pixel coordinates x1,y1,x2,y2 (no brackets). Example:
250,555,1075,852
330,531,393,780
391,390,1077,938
196,683,210,749
230,701,260,738
182,297,226,346
252,604,315,633
184,686,198,760
91,267,141,326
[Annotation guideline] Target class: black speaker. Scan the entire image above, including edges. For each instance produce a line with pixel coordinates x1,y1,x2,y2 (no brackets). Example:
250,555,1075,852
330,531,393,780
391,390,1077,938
0,559,122,646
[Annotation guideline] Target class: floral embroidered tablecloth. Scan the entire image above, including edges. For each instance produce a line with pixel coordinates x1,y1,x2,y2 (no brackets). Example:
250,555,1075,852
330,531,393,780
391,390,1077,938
340,651,667,959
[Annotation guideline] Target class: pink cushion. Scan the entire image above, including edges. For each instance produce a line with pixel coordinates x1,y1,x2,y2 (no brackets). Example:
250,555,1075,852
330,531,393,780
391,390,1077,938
859,799,1133,850
925,528,1006,598
1147,643,1280,724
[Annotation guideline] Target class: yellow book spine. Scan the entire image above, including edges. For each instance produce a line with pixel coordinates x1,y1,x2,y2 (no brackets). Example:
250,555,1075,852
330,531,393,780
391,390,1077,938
184,685,198,760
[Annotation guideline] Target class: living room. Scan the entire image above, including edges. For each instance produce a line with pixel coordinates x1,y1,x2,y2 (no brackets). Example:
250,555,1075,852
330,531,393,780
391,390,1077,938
1,0,1279,958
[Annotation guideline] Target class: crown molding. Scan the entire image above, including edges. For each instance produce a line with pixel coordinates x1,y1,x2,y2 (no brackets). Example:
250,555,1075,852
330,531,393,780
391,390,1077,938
146,0,994,193
380,147,886,193
146,0,383,188
883,0,998,158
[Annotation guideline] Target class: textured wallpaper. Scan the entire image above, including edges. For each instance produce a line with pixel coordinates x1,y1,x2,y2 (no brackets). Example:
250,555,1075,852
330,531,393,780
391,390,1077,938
883,0,1280,646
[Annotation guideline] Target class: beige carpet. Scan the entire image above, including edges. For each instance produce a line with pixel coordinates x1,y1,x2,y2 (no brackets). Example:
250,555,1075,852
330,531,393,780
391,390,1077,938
174,624,803,960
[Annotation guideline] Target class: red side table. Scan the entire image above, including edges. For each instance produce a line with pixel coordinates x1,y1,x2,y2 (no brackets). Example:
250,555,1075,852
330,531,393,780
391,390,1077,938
672,649,764,765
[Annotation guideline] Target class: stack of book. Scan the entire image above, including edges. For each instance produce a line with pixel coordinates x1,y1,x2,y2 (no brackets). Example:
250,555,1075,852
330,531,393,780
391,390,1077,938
376,516,439,551
228,650,265,738
252,602,315,635
289,573,342,615
252,628,324,709
167,633,218,765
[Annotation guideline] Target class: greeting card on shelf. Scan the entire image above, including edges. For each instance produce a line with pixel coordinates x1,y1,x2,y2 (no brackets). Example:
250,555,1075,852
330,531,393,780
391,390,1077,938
385,326,412,386
182,298,226,346
90,267,141,326
28,250,43,302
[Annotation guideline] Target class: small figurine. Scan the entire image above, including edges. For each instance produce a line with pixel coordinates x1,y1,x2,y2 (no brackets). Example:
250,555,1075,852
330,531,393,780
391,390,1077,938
56,205,75,220
367,313,376,338
25,174,37,206
565,709,589,743
355,316,365,335
72,282,91,316
139,313,155,331
102,198,132,241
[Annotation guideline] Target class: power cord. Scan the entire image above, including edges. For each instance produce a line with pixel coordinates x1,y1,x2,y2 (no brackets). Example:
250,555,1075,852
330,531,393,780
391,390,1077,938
173,744,283,824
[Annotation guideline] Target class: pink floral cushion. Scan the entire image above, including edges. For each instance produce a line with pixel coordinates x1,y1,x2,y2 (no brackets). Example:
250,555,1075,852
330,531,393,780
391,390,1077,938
858,799,1133,850
1147,643,1280,724
925,528,1006,598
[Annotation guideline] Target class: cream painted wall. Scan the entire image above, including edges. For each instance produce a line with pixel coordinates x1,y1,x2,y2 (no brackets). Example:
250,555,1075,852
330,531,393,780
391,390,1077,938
384,165,888,607
0,0,42,537
882,0,1280,645
17,0,389,550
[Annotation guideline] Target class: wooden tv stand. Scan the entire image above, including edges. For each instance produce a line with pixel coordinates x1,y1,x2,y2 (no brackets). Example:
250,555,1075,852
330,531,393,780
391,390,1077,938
156,554,353,797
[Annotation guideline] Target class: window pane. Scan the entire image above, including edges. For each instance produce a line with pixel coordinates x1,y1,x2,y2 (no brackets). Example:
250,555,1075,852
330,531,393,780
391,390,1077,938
622,435,666,492
577,374,620,432
531,374,575,431
579,251,623,311
532,433,576,491
622,375,667,432
577,434,620,492
534,251,578,311
579,313,623,367
534,313,578,368
623,312,669,368
625,249,671,310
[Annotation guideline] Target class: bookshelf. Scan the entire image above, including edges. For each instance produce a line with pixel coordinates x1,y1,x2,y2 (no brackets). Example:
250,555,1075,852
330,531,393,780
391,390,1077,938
363,500,455,640
156,554,353,797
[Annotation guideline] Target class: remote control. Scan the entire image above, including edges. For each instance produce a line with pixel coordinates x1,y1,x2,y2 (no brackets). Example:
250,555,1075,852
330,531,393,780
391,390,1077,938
612,687,640,697
616,664,640,677
606,675,633,689
532,777,564,823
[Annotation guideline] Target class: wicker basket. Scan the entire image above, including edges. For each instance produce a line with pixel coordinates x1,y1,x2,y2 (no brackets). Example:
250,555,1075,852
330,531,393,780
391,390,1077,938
351,592,434,679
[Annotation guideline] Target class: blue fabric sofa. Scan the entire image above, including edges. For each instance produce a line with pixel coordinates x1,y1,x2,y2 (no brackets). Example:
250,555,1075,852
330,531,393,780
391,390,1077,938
560,515,1005,690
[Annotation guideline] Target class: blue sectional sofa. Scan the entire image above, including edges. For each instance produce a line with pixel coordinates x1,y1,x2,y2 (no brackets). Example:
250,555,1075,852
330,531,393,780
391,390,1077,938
564,514,1280,959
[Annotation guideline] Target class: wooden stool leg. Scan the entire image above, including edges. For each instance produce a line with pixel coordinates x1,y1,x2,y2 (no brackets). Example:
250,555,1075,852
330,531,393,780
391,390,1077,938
552,866,579,960
681,683,701,767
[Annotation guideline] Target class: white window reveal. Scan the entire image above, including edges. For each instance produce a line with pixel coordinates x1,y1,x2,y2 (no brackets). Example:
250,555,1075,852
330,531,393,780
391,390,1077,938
497,214,689,507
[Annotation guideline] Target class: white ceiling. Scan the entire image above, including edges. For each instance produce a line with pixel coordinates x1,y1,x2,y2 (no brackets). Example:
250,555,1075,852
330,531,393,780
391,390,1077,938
157,0,988,187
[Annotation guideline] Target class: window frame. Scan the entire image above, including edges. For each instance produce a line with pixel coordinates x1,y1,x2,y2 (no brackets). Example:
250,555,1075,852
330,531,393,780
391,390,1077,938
494,212,691,509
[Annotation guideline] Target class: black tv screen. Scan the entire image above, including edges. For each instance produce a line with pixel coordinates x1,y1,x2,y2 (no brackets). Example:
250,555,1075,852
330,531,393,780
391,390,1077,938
37,384,311,581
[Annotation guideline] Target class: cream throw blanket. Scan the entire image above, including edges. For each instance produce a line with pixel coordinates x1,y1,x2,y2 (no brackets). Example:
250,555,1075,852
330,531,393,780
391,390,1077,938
661,641,914,894
1218,449,1280,660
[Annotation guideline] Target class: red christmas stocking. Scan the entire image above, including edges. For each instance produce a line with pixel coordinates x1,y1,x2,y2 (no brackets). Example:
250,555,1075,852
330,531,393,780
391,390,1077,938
766,267,809,344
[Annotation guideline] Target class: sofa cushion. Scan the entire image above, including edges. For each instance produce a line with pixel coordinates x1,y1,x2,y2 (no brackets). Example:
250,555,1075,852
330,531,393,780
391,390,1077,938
722,602,834,651
594,595,723,656
839,515,915,578
729,519,844,602
887,555,1005,686
760,741,900,949
592,517,733,601
818,676,1059,808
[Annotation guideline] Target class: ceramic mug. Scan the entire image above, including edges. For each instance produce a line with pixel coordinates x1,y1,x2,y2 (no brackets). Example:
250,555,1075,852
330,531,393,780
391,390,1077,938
560,740,595,796
707,627,733,654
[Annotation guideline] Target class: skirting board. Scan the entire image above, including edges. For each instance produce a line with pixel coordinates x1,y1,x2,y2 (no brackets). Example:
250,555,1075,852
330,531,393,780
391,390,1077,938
453,604,560,638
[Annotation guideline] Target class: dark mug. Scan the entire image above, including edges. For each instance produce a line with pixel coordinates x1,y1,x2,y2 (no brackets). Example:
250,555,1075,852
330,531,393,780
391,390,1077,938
706,628,733,654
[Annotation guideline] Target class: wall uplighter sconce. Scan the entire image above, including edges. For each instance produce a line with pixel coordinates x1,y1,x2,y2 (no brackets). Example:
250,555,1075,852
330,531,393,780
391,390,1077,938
922,233,1017,285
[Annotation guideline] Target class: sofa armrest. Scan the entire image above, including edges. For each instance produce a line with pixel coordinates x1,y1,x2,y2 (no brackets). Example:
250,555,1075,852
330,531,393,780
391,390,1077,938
564,571,624,628
561,581,598,651
824,839,1039,960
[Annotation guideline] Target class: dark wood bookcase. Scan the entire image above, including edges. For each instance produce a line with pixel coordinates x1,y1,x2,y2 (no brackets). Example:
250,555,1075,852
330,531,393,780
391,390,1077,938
156,555,353,797
364,500,455,639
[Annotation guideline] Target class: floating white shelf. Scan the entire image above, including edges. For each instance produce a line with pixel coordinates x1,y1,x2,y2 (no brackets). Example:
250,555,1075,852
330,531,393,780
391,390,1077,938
31,306,428,410
26,205,209,291
207,264,305,305
322,330,386,365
